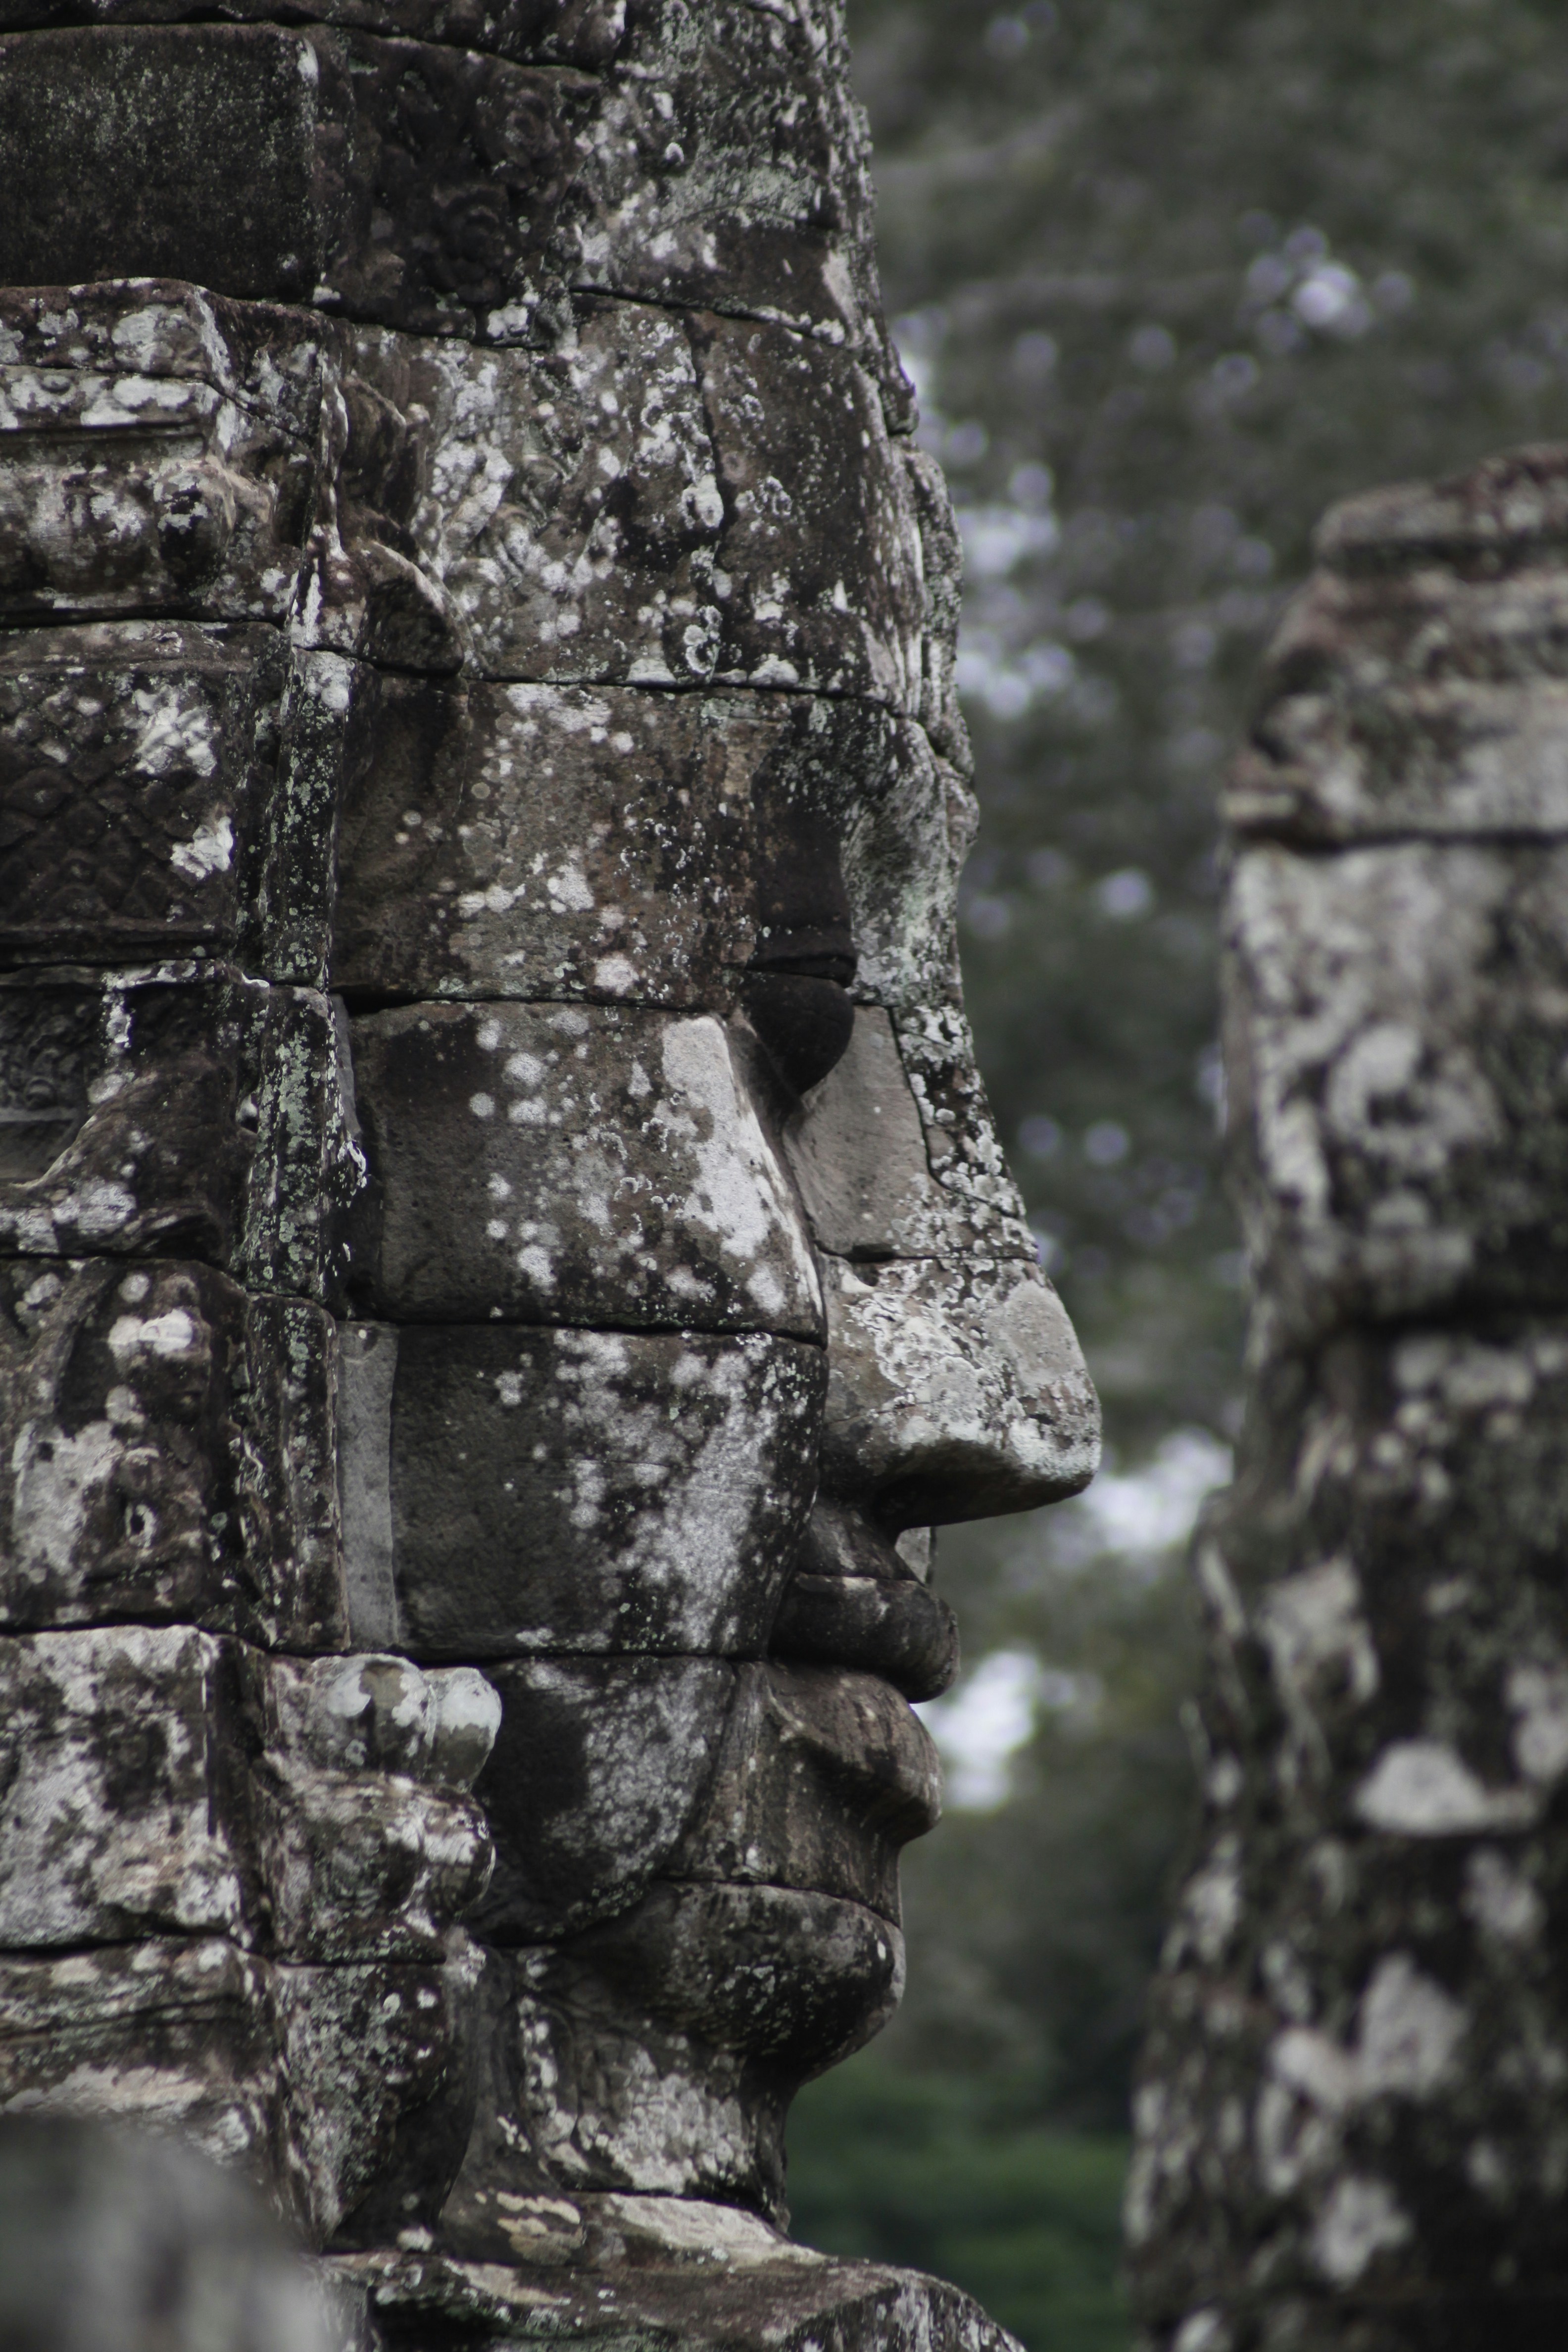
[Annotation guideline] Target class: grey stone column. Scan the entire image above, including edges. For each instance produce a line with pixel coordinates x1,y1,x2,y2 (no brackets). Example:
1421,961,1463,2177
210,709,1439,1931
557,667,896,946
1128,449,1568,2351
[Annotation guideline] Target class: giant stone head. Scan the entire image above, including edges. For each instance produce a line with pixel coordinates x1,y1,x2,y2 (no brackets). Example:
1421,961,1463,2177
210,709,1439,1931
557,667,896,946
0,0,1098,2330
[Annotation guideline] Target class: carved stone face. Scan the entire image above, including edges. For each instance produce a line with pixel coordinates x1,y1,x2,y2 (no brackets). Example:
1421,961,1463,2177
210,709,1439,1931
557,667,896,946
0,4,1099,2279
328,663,1101,2234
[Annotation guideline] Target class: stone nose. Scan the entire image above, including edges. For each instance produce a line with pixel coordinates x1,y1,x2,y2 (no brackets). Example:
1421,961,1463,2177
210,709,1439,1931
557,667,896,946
780,1005,1101,1530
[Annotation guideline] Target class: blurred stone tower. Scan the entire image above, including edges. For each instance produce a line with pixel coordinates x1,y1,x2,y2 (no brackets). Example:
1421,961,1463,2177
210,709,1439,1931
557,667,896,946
1130,449,1568,2351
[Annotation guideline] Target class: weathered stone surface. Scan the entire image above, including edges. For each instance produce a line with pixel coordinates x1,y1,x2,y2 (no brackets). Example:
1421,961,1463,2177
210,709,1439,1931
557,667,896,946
1226,839,1568,1344
891,1001,1036,1251
0,286,320,626
0,1624,252,1946
0,1256,344,1649
331,670,753,1004
348,1002,821,1333
669,1662,940,1924
341,304,721,679
819,1255,1100,1526
840,714,970,1016
1228,448,1568,846
472,1655,736,1937
691,312,923,705
272,1942,487,2244
0,622,289,967
0,0,624,68
770,1568,959,1703
0,1936,280,2180
455,1886,902,2219
0,2114,337,2352
0,11,889,359
901,440,972,771
330,679,959,1012
256,1652,499,1961
341,312,924,698
0,273,326,433
1202,1319,1568,1832
0,968,365,1299
0,1934,490,2246
332,2232,1024,2352
1131,444,1568,2349
785,1007,997,1262
0,1627,496,1956
339,1323,824,1659
257,1760,492,1967
0,0,1092,2311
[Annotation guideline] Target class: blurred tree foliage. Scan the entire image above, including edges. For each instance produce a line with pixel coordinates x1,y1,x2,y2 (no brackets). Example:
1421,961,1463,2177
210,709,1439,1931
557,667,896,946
787,2063,1129,2352
788,3,1568,2343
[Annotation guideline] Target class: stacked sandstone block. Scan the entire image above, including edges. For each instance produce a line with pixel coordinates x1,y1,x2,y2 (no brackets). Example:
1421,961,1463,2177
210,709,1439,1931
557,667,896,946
0,5,1094,2341
1130,450,1568,2350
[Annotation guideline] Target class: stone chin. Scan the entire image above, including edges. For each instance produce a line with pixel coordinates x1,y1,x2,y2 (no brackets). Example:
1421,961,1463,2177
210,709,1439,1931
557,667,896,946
325,1647,941,2254
438,1878,914,2253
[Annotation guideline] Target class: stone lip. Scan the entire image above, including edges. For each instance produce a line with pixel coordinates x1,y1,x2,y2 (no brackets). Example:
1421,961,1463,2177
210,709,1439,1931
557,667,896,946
327,2223,1025,2352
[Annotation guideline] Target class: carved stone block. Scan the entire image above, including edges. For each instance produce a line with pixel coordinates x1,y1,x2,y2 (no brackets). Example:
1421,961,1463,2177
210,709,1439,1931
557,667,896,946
462,1885,904,2218
344,310,923,699
0,1625,253,1946
0,1625,501,1959
337,1323,824,1659
0,969,364,1300
331,677,956,1011
272,1945,486,2244
254,1652,499,1962
0,1933,487,2246
1227,838,1568,1340
0,1937,280,2175
784,1007,969,1261
0,0,623,67
329,668,753,1004
0,622,290,967
0,284,319,626
1196,1315,1568,1840
0,13,882,358
891,999,1037,1250
692,313,923,706
1229,448,1568,846
348,1002,821,1333
0,1256,344,1649
337,2242,1026,2352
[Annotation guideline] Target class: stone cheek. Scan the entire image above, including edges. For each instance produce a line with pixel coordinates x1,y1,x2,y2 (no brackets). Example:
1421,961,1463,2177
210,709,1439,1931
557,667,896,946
338,1324,825,1659
349,1002,823,1334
